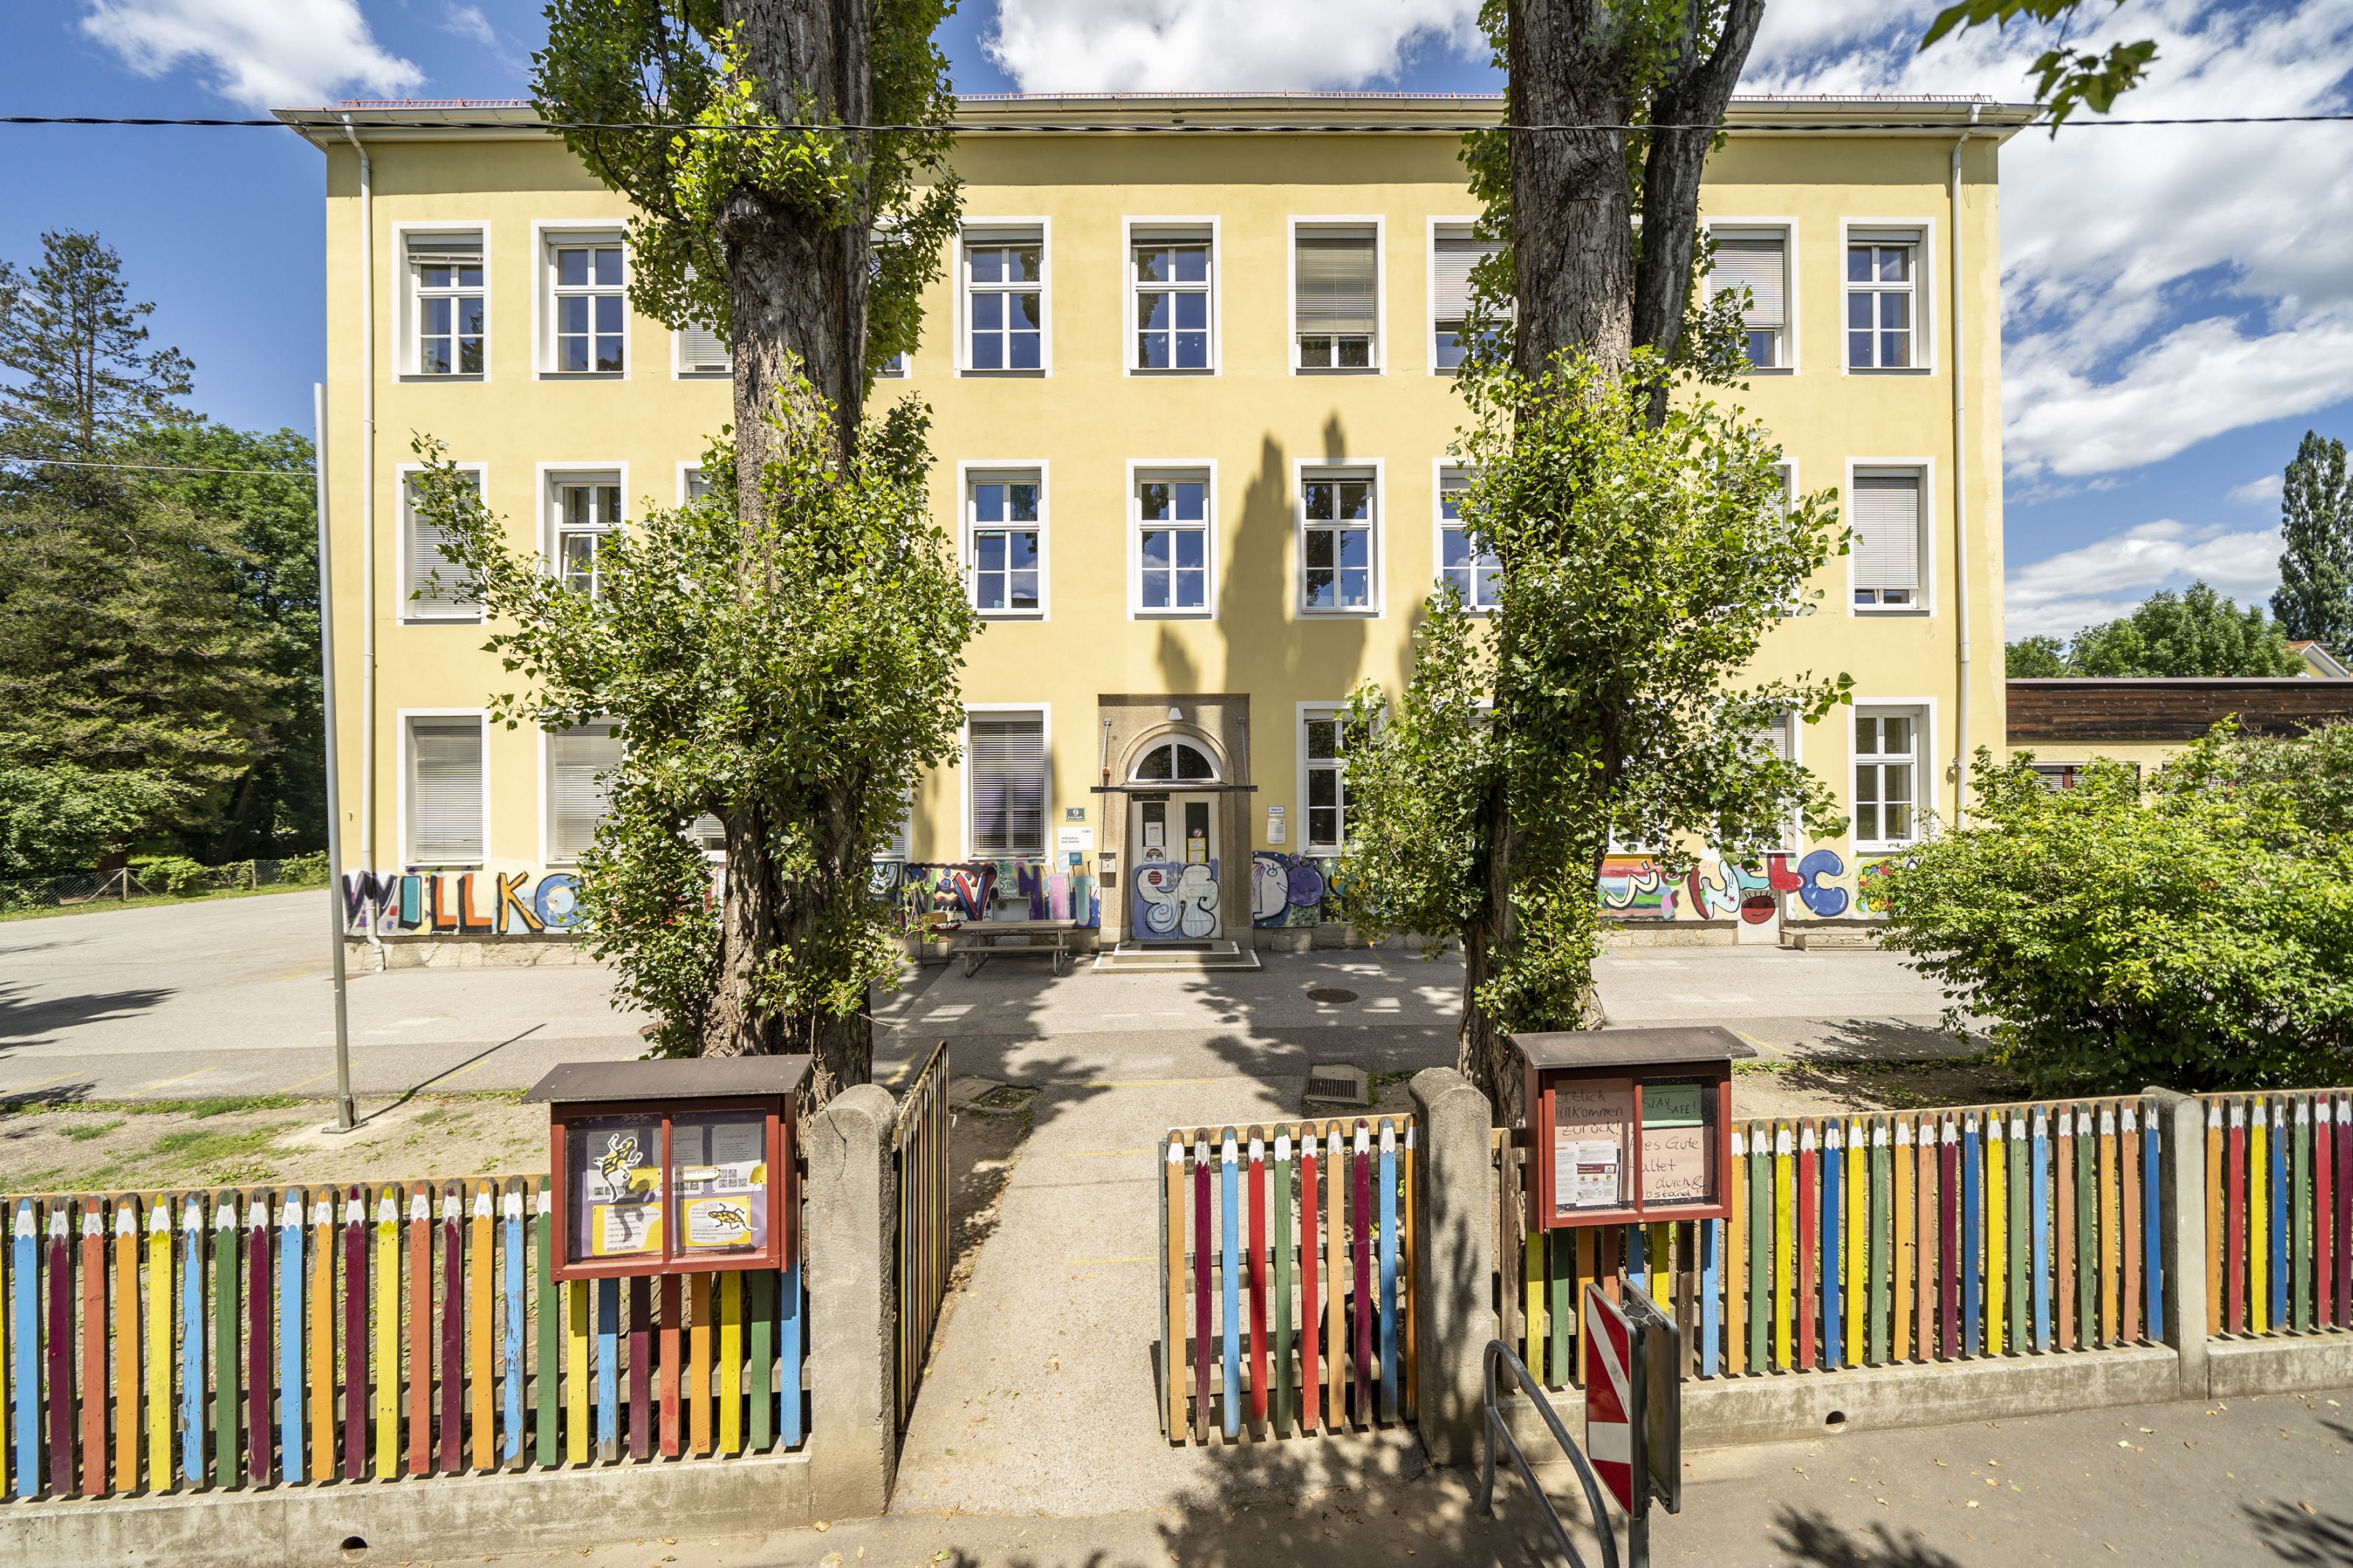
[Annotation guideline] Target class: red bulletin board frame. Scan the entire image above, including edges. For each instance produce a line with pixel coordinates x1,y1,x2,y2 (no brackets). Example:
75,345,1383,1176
546,1094,794,1281
1527,1069,1735,1231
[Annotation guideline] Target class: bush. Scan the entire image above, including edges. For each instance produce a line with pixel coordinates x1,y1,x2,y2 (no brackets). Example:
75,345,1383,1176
1877,725,2353,1094
279,850,330,887
132,854,215,898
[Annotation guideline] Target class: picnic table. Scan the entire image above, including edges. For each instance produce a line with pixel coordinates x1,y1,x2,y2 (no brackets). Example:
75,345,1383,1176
945,918,1084,976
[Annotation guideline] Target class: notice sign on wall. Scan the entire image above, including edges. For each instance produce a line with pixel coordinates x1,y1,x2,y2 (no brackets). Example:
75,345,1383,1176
1640,1082,1710,1204
1551,1081,1633,1216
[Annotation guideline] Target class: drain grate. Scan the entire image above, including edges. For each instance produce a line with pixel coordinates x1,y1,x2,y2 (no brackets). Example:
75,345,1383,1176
1306,987,1359,1005
1304,1062,1369,1107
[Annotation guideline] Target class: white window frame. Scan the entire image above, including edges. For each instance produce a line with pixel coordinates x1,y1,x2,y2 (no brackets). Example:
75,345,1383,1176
1296,701,1351,856
1288,216,1385,374
955,220,1051,376
677,462,713,505
400,709,490,867
1851,701,1935,853
1123,217,1219,376
1705,218,1796,375
957,461,1049,620
532,222,629,379
393,222,489,381
960,704,1051,862
540,717,624,867
1432,459,1499,612
1840,218,1934,376
538,462,627,601
396,460,487,624
1294,459,1384,617
1427,215,1502,376
1846,458,1935,615
1126,459,1218,620
673,320,730,379
1758,708,1802,853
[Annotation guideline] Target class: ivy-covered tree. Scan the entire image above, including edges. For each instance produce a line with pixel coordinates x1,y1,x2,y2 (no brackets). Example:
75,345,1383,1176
411,390,976,1103
2272,430,2353,650
524,0,967,1094
1337,0,1850,1117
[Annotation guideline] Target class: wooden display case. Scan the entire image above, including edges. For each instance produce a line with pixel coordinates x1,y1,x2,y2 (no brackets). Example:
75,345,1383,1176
1518,1025,1752,1231
525,1056,809,1281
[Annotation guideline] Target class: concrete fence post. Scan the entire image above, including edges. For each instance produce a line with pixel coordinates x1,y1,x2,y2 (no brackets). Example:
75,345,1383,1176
2144,1086,2209,1400
1410,1067,1496,1467
804,1083,898,1519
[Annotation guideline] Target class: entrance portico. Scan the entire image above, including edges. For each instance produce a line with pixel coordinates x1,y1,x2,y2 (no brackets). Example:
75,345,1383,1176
1090,695,1259,964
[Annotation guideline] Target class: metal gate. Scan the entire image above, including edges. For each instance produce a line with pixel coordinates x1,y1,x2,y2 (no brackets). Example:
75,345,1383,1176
892,1042,951,1428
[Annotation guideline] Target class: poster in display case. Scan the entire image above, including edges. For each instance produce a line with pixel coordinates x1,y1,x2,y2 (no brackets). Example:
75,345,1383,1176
1518,1026,1749,1231
526,1056,808,1281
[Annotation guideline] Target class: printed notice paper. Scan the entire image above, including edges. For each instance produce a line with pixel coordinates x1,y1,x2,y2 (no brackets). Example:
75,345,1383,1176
1551,1081,1632,1214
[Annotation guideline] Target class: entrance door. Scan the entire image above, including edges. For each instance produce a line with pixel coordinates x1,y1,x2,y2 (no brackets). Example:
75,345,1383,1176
1129,793,1220,942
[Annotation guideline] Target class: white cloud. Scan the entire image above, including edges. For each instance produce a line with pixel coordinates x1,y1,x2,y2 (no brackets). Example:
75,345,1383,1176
1750,0,2353,479
2004,518,2282,639
2228,472,2285,506
440,4,499,50
81,0,420,110
985,0,1484,92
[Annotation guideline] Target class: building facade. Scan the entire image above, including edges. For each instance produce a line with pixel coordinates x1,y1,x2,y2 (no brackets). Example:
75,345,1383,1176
283,93,2022,949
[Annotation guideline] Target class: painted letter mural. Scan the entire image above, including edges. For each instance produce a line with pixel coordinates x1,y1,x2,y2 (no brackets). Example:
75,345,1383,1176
342,870,584,934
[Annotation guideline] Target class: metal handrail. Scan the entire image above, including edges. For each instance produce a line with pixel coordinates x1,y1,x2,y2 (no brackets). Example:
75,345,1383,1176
1477,1338,1621,1568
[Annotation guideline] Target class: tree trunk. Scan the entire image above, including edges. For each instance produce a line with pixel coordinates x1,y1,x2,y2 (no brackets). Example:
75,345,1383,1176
1460,776,1529,1128
1505,0,1638,381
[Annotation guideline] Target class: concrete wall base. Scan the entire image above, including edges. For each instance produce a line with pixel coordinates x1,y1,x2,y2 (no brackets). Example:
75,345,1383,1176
343,934,596,969
2204,1333,2353,1399
0,1451,814,1568
1508,1345,2181,1454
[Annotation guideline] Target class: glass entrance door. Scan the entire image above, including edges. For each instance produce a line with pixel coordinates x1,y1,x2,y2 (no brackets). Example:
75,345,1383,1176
1129,793,1220,941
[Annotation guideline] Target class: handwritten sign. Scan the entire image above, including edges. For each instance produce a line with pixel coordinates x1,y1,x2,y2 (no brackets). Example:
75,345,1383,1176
1552,1081,1633,1214
1640,1082,1710,1204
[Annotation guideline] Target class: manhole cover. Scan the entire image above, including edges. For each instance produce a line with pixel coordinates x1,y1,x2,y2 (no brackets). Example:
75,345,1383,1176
1306,987,1358,1004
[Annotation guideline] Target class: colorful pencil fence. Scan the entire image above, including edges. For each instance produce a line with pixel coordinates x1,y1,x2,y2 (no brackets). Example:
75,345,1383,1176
893,1042,951,1431
0,1178,807,1502
1496,1097,2166,1386
1157,1117,1417,1445
2201,1091,2351,1342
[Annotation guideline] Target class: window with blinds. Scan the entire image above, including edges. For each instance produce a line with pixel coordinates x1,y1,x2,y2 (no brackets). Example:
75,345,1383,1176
548,722,623,862
410,717,485,863
1708,233,1787,369
1432,228,1502,371
968,713,1046,859
677,321,730,376
405,471,482,620
1295,227,1377,369
1851,471,1922,608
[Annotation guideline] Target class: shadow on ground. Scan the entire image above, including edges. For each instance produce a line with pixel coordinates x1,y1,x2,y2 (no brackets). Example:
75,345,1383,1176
2246,1496,2353,1567
1766,1508,1965,1567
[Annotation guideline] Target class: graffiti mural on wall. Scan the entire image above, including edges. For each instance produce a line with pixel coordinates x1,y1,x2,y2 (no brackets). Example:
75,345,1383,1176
876,859,1102,930
342,870,584,934
1250,851,1346,928
1596,849,1893,922
1134,859,1220,939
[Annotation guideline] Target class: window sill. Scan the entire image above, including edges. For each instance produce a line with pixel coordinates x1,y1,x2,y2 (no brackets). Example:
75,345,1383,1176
1292,366,1383,376
396,372,486,384
974,610,1048,622
1126,365,1217,377
1299,606,1382,620
1132,607,1214,621
1842,366,1931,376
1852,842,1917,857
1743,365,1795,376
674,368,729,380
537,370,627,382
401,615,486,626
1850,604,1930,617
958,368,1048,379
404,860,487,871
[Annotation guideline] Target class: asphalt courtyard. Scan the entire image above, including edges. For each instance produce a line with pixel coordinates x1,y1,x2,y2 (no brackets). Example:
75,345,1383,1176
0,889,1964,1106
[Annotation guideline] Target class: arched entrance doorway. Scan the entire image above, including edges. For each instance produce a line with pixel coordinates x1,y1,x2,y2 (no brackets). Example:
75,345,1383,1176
1126,737,1222,942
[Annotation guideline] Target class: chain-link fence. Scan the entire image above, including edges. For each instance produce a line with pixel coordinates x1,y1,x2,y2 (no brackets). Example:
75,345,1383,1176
0,853,330,914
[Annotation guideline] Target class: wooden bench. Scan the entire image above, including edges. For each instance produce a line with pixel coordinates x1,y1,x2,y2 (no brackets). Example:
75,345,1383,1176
946,919,1083,976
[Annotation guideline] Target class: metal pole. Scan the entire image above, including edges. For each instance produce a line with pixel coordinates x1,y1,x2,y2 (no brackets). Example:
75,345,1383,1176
314,381,357,1133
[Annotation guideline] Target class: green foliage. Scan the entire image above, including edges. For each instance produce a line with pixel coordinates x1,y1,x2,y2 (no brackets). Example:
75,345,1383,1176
2006,634,2070,677
532,0,960,383
0,230,193,490
131,853,213,897
2273,429,2352,648
1878,728,2353,1092
2065,580,2302,676
1340,349,1851,1029
279,849,330,886
0,734,176,879
1920,1,2158,129
407,374,976,1053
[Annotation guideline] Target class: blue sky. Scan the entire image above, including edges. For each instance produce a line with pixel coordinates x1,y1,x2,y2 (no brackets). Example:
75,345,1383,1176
4,0,2351,642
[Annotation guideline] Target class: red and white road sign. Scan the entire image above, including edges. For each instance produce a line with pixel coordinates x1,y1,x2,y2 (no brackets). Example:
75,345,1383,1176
1583,1281,1635,1515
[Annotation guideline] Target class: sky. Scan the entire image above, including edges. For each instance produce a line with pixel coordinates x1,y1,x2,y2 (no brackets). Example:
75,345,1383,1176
3,0,2350,645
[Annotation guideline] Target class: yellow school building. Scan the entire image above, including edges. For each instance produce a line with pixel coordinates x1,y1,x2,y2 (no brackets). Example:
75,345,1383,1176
281,93,2024,953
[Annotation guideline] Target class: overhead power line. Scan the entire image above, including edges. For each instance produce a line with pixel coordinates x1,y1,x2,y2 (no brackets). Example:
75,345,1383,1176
4,112,2353,134
3,455,314,479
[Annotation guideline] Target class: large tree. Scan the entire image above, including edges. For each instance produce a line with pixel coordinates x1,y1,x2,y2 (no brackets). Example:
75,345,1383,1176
2069,580,2302,677
1335,0,1853,1117
518,0,965,1095
2272,430,2353,650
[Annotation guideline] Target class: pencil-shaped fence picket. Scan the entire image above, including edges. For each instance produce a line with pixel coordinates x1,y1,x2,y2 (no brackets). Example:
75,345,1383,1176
1499,1096,2167,1388
0,1177,807,1501
1157,1117,1417,1445
2201,1091,2352,1340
